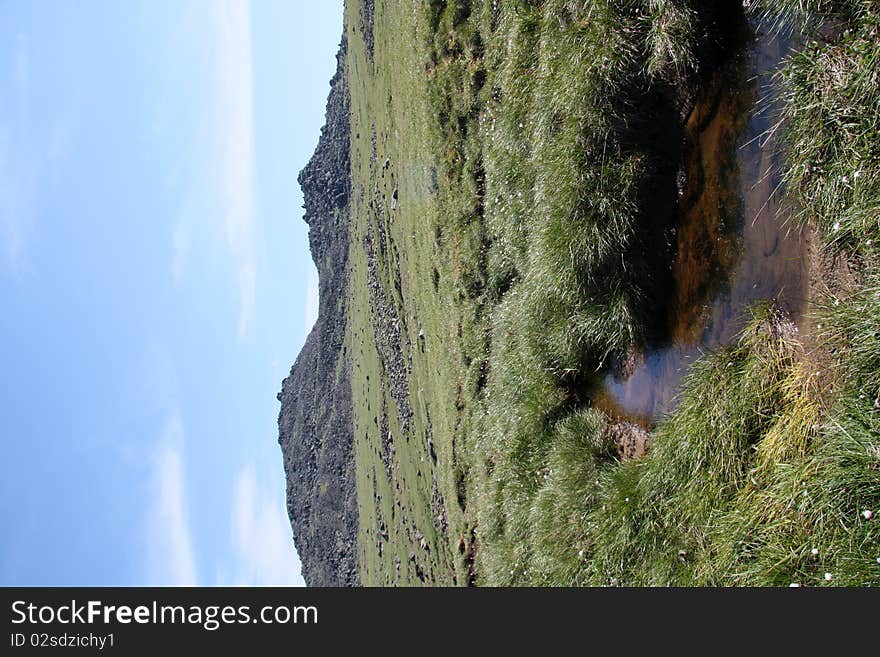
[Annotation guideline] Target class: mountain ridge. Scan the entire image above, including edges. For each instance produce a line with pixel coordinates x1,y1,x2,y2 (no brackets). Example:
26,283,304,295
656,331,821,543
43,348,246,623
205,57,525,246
277,36,358,587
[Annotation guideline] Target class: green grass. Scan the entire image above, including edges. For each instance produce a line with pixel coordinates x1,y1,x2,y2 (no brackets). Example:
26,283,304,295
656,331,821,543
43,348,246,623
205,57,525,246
346,0,484,585
769,2,880,255
342,0,880,586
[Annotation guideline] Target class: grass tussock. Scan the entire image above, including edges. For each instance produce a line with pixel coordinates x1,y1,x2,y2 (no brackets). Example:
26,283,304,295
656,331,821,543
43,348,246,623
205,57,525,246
452,0,752,584
419,0,880,586
770,1,880,255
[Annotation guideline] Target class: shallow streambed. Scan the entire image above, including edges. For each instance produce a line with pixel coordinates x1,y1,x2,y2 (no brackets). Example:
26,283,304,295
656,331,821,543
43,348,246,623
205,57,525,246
604,24,810,422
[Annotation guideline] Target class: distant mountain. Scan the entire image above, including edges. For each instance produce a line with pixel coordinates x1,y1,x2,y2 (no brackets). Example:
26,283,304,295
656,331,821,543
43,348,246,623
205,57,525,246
277,36,357,587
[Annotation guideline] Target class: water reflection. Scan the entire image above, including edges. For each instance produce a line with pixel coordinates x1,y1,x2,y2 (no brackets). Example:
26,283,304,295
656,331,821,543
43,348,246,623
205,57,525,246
604,24,809,422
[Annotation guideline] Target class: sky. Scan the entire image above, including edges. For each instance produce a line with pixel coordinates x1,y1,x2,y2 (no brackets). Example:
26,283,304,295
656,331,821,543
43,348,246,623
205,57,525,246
0,0,343,586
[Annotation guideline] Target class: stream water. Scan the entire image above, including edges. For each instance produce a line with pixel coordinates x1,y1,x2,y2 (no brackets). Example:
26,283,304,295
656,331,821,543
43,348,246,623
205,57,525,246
603,23,810,422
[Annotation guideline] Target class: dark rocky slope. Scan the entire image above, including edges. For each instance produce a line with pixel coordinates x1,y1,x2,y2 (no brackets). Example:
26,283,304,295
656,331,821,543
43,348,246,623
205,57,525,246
277,37,358,587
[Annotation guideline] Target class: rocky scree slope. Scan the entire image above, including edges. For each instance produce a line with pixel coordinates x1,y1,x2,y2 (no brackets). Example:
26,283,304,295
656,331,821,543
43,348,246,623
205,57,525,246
277,37,357,587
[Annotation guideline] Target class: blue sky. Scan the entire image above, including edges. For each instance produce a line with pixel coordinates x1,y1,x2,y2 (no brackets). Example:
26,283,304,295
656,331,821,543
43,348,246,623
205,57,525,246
0,0,343,586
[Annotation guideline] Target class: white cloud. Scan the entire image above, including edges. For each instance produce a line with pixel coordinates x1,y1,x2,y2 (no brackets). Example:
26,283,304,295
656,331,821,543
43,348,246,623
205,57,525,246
0,33,34,272
304,264,319,335
227,463,304,586
14,33,29,123
0,130,28,269
145,413,198,586
238,260,256,339
172,222,190,283
1,31,78,274
212,0,257,339
170,0,258,338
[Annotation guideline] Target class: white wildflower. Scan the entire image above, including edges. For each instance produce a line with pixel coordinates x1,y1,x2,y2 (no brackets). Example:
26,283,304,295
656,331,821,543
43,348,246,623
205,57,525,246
824,572,833,581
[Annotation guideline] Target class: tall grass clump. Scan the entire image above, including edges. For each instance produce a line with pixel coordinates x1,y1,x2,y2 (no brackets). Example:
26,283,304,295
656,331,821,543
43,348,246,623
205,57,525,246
467,0,750,584
578,2,880,586
700,277,880,587
582,307,805,585
767,0,880,255
421,0,878,586
724,0,880,585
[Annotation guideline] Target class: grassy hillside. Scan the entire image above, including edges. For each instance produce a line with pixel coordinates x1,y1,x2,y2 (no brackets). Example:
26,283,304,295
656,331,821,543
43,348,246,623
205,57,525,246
346,0,475,585
336,0,879,586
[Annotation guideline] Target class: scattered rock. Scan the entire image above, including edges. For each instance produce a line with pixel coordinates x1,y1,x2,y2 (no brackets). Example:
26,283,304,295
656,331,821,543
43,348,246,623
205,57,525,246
278,36,359,587
358,0,374,62
608,421,652,461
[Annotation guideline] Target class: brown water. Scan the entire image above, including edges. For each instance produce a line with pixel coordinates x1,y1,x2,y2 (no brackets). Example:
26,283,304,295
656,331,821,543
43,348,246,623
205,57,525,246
604,25,810,422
